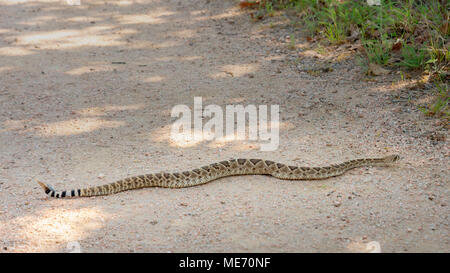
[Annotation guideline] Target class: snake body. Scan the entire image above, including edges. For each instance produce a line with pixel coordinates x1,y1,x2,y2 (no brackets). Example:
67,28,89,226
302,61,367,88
37,155,399,198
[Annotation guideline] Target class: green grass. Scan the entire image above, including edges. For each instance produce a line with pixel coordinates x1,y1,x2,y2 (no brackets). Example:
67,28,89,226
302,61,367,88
398,44,427,69
288,33,296,49
258,0,448,73
320,5,348,44
257,0,449,117
420,82,449,117
363,38,391,65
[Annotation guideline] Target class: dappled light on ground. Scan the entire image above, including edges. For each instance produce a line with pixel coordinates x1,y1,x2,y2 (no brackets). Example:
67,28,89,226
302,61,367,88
150,119,289,150
0,66,14,73
17,15,58,26
194,8,240,21
64,16,101,23
0,0,42,5
0,0,447,253
65,64,115,76
155,55,202,62
117,10,176,25
0,46,33,56
170,29,196,39
17,26,129,49
368,75,436,107
1,119,31,133
210,64,259,79
144,75,165,83
32,118,126,137
370,78,425,93
74,104,145,116
1,104,144,135
5,206,109,252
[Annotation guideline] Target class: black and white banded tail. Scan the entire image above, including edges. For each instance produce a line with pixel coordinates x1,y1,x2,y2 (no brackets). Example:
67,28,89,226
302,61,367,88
37,181,81,198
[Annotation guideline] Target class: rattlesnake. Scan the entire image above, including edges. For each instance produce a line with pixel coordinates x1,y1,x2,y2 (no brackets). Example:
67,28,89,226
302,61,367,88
37,155,399,198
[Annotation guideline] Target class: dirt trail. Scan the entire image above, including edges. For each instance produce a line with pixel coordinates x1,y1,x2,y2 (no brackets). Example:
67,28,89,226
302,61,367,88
0,0,448,252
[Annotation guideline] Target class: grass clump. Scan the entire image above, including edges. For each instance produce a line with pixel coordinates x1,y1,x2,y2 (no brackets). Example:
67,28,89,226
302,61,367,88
253,0,448,73
247,0,449,116
420,82,449,117
398,44,427,69
363,38,392,65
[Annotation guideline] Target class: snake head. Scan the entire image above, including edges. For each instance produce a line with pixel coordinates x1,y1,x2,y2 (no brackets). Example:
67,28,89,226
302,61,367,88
383,154,400,163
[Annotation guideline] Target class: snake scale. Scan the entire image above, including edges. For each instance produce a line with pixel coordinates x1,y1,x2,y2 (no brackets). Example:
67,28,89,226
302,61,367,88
37,155,399,198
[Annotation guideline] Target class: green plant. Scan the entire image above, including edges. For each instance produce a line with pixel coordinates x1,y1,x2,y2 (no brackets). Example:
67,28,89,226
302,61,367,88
303,14,319,35
265,1,274,15
363,38,391,65
398,45,427,69
420,82,449,117
320,7,347,44
355,55,369,74
427,37,450,77
288,33,296,50
314,43,327,55
260,0,449,118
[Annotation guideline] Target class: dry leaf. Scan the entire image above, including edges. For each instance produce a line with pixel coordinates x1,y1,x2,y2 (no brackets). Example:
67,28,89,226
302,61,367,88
392,40,402,51
239,1,259,9
440,22,448,36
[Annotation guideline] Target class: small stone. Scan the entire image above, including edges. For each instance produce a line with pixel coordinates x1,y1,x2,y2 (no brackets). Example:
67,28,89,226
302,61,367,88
98,173,105,179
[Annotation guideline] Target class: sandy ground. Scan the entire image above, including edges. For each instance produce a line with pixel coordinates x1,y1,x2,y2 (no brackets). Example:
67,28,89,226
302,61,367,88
0,0,448,253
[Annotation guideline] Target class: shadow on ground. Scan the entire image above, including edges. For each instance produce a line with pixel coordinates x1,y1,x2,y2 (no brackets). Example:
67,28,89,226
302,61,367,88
0,0,448,252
